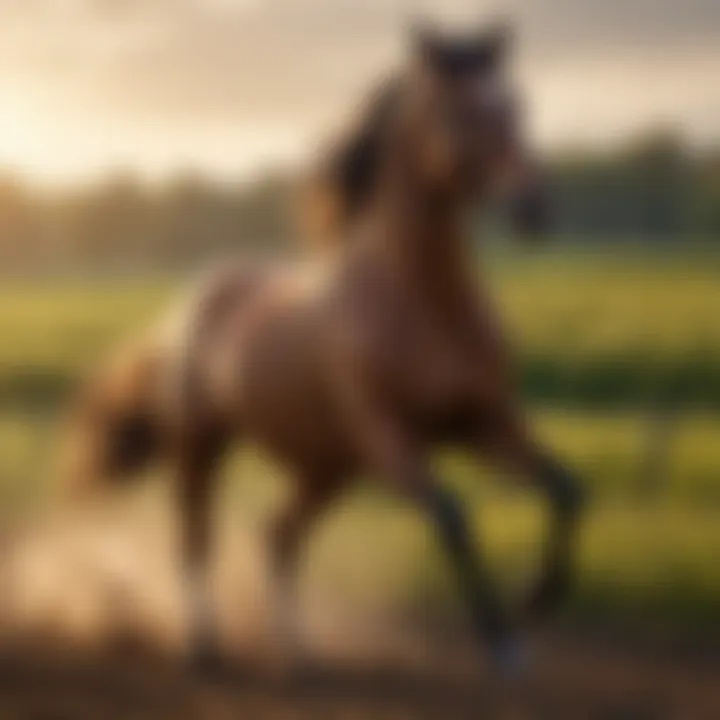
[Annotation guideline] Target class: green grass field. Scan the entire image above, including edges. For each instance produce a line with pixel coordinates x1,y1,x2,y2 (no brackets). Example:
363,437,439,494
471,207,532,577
3,250,720,407
1,249,719,635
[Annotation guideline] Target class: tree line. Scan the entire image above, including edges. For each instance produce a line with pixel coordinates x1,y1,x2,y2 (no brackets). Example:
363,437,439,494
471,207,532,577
0,171,298,272
551,130,720,242
1,129,718,272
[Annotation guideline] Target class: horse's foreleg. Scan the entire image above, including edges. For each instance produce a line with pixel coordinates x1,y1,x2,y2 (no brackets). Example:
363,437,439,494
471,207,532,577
265,475,339,666
470,407,585,620
415,476,521,669
347,410,519,669
175,435,225,670
526,454,585,618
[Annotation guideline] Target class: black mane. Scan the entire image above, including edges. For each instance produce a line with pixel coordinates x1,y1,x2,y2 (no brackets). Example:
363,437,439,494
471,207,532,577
315,77,403,233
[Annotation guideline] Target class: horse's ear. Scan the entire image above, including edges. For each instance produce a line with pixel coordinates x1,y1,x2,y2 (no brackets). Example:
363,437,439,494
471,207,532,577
482,20,513,66
410,19,443,69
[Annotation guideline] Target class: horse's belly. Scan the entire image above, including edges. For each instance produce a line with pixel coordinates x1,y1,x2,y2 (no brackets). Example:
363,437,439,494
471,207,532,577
398,381,480,444
386,340,504,444
389,340,474,407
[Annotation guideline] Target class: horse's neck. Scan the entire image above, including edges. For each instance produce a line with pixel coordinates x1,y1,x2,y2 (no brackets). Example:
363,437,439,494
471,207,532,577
365,180,479,324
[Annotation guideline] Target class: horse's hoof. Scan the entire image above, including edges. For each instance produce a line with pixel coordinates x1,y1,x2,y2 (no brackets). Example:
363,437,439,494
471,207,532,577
489,636,528,679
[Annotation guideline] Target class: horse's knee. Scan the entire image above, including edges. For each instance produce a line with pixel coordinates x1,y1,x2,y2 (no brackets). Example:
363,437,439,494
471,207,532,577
266,512,298,573
539,458,586,518
266,502,313,576
419,485,473,557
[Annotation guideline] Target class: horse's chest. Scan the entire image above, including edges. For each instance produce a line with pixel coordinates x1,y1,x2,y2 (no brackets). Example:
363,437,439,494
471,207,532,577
386,321,478,417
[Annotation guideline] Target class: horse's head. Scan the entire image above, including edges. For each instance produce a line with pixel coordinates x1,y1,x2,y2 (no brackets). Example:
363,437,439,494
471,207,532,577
398,21,549,235
304,21,549,241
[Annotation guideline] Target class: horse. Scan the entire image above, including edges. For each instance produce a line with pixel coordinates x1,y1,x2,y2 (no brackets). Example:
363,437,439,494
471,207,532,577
62,22,584,674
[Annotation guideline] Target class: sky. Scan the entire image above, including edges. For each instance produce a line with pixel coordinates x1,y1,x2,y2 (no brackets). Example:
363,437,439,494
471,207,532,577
0,0,717,184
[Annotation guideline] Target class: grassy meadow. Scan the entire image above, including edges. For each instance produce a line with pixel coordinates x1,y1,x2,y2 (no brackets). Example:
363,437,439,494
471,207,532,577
1,247,719,636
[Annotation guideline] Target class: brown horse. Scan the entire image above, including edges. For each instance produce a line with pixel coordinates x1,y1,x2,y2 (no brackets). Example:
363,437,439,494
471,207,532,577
63,23,583,674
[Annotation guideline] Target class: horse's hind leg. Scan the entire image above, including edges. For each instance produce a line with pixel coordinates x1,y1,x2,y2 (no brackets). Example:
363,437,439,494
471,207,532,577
174,432,226,670
265,472,342,667
470,406,585,620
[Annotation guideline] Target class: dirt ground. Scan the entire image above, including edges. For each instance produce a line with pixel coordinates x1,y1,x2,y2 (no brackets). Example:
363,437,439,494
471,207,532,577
0,512,718,719
1,633,719,720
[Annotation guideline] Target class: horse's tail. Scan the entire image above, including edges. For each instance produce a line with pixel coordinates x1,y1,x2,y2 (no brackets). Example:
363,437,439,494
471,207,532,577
59,336,171,498
59,264,263,500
